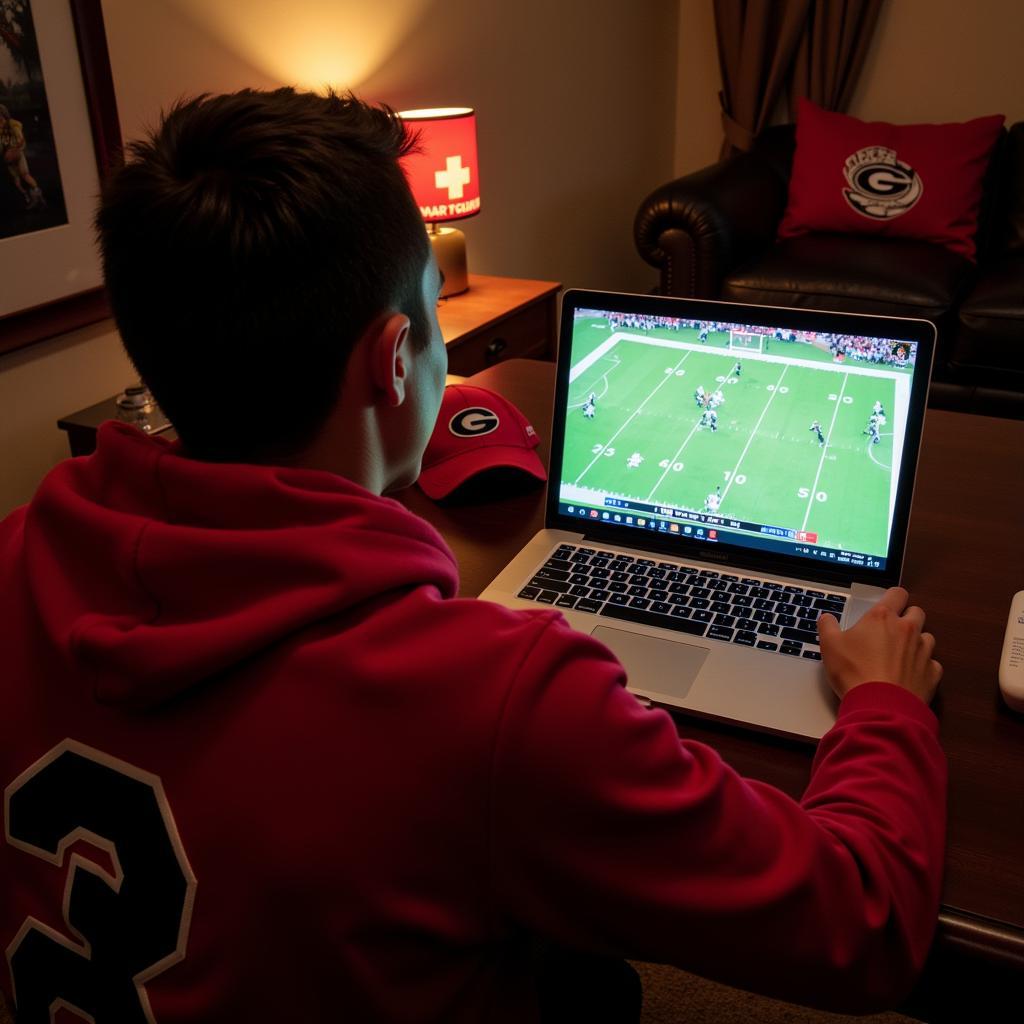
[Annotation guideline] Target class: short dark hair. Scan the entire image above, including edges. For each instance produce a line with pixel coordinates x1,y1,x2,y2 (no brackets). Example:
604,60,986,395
97,88,430,461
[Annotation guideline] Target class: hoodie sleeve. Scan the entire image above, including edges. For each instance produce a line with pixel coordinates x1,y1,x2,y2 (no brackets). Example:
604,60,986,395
488,615,946,1014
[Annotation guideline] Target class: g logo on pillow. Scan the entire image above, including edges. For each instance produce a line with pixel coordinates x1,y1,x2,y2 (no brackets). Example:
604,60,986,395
843,146,922,220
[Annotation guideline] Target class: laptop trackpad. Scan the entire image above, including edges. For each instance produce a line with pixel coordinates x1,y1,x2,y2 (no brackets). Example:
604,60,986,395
591,626,708,702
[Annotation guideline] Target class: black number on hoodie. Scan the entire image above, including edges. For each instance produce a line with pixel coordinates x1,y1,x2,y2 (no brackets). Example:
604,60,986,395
5,741,196,1021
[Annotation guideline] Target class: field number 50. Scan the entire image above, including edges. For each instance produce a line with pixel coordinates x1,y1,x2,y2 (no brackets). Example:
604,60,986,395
798,488,828,502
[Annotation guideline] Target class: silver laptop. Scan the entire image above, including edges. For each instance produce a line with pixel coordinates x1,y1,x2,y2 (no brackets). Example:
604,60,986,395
479,290,935,741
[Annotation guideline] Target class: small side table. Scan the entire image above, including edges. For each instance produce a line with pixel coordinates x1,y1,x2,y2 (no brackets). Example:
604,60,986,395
439,274,561,376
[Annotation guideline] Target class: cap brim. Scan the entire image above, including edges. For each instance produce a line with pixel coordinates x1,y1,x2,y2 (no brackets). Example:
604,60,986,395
418,445,547,500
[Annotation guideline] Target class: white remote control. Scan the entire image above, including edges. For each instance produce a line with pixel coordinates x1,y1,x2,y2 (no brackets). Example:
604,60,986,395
999,590,1024,712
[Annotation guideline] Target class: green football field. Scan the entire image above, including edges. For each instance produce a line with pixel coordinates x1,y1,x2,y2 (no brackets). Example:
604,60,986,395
561,324,906,557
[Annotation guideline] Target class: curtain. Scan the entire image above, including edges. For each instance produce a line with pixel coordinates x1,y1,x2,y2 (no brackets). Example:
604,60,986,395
789,0,885,114
714,0,811,157
714,0,885,157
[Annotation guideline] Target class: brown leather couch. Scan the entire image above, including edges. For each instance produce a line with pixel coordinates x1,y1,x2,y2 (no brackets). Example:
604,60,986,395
635,123,1024,418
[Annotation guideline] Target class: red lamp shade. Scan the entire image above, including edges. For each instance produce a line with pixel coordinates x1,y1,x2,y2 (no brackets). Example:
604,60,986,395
398,108,481,224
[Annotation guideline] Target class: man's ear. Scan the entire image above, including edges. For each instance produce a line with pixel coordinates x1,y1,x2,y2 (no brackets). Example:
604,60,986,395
368,313,412,408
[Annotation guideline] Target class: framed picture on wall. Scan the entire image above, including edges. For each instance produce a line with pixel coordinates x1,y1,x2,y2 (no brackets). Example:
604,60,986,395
0,0,122,357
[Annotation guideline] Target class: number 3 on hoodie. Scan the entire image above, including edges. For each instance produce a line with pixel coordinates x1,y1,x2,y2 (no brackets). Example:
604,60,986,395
4,741,196,1021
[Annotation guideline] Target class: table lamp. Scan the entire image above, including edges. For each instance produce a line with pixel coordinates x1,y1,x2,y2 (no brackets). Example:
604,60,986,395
398,107,480,297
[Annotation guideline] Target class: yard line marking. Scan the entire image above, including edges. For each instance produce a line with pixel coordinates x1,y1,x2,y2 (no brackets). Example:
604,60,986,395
569,334,628,381
801,371,849,531
573,351,691,486
568,355,620,408
867,430,893,470
644,417,703,502
720,365,789,505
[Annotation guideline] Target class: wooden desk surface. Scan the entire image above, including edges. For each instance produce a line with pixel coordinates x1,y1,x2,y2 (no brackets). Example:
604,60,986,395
397,358,1024,1018
436,274,560,346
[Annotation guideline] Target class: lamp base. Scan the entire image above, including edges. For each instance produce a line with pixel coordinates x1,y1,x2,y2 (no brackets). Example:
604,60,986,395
429,226,469,297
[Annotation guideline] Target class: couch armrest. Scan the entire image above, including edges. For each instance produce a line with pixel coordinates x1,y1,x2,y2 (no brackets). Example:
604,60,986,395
634,151,789,298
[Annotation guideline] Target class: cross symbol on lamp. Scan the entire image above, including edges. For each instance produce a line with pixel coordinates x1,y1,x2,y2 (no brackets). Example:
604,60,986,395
435,155,471,199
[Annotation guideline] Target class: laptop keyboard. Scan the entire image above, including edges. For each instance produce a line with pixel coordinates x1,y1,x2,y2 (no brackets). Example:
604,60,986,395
516,544,847,661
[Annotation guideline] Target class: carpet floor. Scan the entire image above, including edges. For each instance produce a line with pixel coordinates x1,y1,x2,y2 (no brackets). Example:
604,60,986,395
634,962,918,1024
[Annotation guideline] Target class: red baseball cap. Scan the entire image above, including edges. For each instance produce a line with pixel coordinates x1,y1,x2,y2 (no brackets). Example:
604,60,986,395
418,384,547,499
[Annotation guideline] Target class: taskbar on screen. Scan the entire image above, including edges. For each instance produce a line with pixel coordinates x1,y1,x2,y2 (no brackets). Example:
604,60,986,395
558,498,885,571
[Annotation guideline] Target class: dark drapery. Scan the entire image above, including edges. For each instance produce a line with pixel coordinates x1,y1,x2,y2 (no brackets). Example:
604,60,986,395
713,0,885,157
788,0,885,113
714,0,811,156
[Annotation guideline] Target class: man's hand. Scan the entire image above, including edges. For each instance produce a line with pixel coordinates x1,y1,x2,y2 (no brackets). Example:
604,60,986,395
818,587,942,703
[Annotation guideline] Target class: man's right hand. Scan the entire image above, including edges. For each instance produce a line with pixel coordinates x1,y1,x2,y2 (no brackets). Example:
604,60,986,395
818,587,942,703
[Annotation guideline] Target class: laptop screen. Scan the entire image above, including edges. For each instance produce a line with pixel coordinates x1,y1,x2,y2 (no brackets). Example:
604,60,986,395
548,291,935,587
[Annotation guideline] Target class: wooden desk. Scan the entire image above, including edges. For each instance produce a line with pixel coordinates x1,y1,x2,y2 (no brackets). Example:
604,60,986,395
438,274,560,376
398,359,1024,1022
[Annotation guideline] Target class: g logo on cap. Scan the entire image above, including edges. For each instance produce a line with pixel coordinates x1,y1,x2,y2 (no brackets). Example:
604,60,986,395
449,407,499,437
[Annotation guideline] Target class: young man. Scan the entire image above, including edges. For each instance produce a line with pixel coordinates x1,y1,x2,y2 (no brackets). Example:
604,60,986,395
811,419,826,447
0,90,945,1023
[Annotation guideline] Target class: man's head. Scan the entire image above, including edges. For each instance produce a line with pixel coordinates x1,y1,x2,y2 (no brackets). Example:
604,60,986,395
97,88,435,465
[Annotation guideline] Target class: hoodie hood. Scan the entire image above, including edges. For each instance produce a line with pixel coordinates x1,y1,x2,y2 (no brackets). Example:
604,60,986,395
11,422,458,708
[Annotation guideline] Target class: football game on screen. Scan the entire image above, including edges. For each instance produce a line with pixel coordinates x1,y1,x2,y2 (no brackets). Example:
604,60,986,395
558,307,919,570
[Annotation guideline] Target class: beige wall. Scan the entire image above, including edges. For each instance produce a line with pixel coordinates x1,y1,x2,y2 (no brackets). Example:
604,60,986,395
0,0,678,516
0,322,133,515
849,0,1024,125
674,0,1024,177
675,0,723,177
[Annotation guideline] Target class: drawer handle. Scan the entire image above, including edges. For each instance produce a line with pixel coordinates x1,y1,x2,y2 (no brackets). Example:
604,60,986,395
485,337,508,364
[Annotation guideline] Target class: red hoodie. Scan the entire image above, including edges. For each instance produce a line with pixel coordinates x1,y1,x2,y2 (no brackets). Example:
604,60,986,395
0,422,945,1021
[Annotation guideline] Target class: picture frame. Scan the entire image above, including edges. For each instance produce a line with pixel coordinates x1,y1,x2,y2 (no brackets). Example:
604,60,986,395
0,0,122,357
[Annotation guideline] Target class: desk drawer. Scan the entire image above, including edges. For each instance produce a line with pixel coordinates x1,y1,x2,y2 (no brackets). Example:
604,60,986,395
445,300,553,376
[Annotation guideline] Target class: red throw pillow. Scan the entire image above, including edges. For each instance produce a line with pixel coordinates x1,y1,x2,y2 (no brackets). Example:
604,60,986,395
778,98,1004,260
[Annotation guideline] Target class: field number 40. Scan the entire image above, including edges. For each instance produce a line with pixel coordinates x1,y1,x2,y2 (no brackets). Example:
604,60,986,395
828,394,853,403
798,488,828,502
